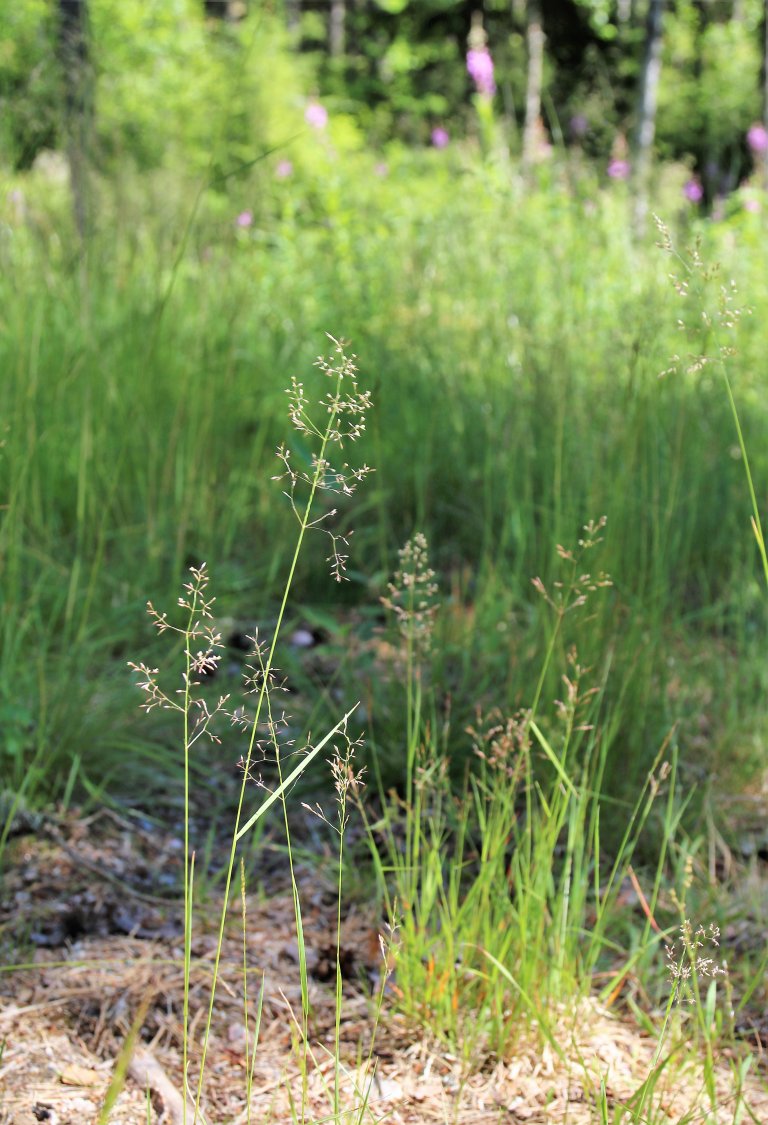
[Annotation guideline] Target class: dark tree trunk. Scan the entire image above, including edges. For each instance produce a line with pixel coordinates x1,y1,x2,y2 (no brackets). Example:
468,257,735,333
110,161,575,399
57,0,92,239
204,1,248,20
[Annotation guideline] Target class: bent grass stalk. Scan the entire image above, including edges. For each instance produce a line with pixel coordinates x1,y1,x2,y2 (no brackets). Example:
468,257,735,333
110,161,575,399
654,217,768,589
361,525,632,1059
625,922,727,1124
130,339,372,1123
240,857,265,1125
300,734,387,1125
362,514,744,1115
618,219,768,1124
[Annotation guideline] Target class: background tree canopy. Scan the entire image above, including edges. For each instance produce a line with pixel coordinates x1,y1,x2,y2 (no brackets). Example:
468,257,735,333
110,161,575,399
1,0,766,199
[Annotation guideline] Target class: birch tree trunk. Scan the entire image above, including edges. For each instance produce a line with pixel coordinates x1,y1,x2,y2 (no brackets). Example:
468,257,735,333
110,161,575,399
285,0,301,35
522,0,545,174
632,0,665,233
330,0,346,57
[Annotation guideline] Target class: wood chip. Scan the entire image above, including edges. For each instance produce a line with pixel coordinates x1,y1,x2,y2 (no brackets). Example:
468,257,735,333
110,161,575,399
58,1063,102,1087
127,1047,196,1125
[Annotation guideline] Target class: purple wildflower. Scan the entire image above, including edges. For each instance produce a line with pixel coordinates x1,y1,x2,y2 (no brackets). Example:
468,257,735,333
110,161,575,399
305,101,328,129
747,123,768,155
275,160,293,179
467,47,495,97
607,159,630,181
683,178,703,204
569,114,589,140
744,197,761,213
431,127,449,149
236,210,253,228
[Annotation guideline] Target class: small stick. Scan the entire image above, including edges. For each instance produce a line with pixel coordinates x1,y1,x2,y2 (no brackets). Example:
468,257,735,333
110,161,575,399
627,864,662,934
128,1047,197,1125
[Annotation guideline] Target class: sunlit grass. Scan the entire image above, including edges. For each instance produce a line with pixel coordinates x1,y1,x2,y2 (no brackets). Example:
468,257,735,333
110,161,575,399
1,156,767,817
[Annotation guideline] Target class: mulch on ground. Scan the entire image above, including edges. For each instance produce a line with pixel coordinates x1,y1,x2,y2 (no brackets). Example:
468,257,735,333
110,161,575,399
1,809,766,1124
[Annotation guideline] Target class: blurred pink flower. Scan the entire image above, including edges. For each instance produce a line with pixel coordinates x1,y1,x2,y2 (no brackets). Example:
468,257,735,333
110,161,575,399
276,160,293,179
467,47,495,97
683,178,703,204
744,197,761,213
747,123,768,155
305,101,328,129
607,159,630,180
236,210,253,228
431,126,450,149
374,162,389,177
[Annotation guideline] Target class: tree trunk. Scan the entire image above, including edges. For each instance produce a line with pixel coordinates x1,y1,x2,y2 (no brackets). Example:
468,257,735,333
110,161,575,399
330,0,346,57
522,0,545,174
285,0,301,35
57,0,92,240
632,0,664,232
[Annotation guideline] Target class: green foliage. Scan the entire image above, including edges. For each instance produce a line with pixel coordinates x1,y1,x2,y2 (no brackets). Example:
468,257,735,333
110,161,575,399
91,0,318,174
657,0,761,182
314,0,468,143
0,0,59,168
1,0,767,173
0,0,332,176
575,0,621,41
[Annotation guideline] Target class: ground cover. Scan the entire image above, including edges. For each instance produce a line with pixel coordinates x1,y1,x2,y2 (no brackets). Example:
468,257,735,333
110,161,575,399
2,807,768,1124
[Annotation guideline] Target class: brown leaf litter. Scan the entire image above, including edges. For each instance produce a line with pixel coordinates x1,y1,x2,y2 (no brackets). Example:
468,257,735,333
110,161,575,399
1,813,767,1123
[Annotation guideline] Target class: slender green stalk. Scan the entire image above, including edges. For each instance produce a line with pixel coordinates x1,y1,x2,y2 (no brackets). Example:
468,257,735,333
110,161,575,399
333,807,345,1120
128,343,370,1122
239,860,252,1125
271,694,311,1121
180,579,207,1123
629,978,680,1122
192,351,370,1119
192,464,328,1118
721,367,768,589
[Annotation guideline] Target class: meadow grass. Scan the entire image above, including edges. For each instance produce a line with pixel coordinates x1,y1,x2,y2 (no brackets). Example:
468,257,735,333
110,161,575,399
119,445,765,1122
2,159,768,822
113,346,764,1123
124,340,388,1124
